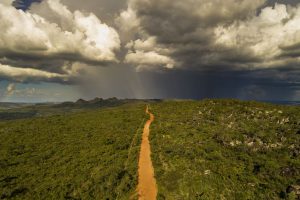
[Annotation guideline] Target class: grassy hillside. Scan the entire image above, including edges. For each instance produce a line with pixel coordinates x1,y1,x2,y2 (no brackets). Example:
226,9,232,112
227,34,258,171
0,104,146,199
150,100,300,199
1,99,299,200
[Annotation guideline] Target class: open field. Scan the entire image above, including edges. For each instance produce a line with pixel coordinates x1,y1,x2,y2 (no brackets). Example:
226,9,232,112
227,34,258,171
0,103,145,199
150,100,300,199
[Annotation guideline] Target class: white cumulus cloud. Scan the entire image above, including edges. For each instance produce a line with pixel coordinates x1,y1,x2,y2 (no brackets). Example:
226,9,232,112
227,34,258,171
215,3,300,69
6,83,16,96
0,0,120,83
125,36,175,70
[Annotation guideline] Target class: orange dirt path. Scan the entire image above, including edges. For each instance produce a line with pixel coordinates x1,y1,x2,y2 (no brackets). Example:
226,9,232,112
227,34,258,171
137,106,157,200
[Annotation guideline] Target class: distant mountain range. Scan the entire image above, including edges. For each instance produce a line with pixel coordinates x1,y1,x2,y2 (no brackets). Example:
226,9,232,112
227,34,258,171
0,98,162,121
0,99,298,108
53,97,155,109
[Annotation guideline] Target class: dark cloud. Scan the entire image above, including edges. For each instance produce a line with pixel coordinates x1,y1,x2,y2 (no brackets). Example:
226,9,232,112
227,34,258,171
0,0,299,102
0,51,114,74
122,0,300,72
266,0,300,6
122,0,267,69
11,0,128,26
137,68,300,101
134,0,263,42
61,0,127,25
278,42,300,58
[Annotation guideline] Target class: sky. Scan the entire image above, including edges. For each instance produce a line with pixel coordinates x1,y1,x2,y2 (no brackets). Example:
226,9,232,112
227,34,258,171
0,0,300,102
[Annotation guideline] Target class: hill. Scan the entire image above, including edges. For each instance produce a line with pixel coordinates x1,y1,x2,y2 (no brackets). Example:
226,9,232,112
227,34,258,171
0,99,299,199
0,103,146,199
149,99,300,199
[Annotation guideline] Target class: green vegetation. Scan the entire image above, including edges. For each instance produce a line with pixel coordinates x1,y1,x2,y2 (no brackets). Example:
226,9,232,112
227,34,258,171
150,100,300,199
0,104,145,199
1,99,299,199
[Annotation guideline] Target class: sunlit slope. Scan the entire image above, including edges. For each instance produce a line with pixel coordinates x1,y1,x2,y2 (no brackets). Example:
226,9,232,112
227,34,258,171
150,100,300,199
0,104,145,200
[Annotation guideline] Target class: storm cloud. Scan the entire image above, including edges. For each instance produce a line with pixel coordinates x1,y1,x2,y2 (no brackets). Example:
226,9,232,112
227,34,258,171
120,0,300,72
0,0,299,101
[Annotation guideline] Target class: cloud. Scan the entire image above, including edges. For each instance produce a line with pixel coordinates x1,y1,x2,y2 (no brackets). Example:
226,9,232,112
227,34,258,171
6,83,16,96
0,0,120,83
120,0,300,71
125,37,175,70
4,83,43,99
240,85,267,100
0,63,72,83
115,6,141,42
57,0,127,26
8,87,43,97
2,0,13,6
1,0,300,103
215,4,300,68
125,51,175,71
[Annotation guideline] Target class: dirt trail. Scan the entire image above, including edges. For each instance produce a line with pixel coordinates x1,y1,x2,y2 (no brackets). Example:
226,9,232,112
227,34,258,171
137,105,157,200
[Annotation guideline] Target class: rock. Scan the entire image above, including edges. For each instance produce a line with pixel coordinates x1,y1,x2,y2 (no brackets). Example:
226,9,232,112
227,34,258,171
270,143,282,148
281,167,297,177
248,183,255,187
204,170,211,175
75,99,87,104
286,185,300,195
230,141,235,146
265,111,270,114
247,141,254,147
229,140,241,146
